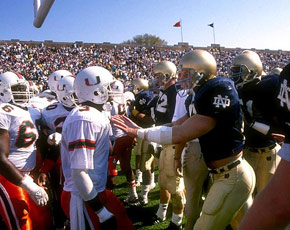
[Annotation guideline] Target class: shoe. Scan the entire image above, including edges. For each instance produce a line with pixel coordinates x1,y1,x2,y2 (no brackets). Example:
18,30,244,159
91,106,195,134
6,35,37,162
100,216,117,230
123,196,141,207
150,214,165,225
165,221,183,230
135,181,142,187
138,196,148,206
149,182,156,190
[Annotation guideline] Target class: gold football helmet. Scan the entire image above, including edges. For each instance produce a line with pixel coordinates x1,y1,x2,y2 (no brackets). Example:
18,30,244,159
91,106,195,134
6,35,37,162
131,78,149,95
153,61,177,90
270,67,282,76
177,50,217,91
230,50,263,86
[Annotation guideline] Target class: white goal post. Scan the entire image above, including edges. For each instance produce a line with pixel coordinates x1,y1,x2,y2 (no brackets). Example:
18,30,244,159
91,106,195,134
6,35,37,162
33,0,55,28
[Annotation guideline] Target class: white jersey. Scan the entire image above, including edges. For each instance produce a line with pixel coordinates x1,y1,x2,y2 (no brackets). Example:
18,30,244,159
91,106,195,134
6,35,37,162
172,92,187,122
29,95,57,112
61,105,111,192
110,101,127,140
41,102,71,134
28,106,42,130
0,103,38,171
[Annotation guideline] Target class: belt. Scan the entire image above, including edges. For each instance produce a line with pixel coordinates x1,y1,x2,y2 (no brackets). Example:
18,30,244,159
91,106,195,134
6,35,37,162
209,160,241,174
247,143,277,153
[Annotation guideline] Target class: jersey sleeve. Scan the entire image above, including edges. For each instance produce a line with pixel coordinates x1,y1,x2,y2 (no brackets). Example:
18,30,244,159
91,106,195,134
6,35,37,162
0,112,10,130
196,81,239,119
66,119,98,170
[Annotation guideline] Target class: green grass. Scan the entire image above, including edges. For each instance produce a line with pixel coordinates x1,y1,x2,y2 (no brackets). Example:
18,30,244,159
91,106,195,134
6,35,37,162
113,154,186,230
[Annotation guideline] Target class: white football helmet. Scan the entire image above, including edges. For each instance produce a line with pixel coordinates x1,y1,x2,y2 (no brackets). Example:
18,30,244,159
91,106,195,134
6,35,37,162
110,80,125,104
55,76,77,108
124,91,135,102
74,66,114,104
271,67,282,76
37,89,57,100
48,70,72,93
0,71,31,104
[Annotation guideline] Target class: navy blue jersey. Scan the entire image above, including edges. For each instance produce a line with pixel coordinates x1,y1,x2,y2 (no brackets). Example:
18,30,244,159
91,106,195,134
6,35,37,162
194,77,244,163
153,84,177,126
134,90,156,115
277,65,290,143
238,76,281,148
132,90,157,128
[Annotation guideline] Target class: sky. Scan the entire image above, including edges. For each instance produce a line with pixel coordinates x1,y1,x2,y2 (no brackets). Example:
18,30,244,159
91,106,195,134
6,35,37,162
1,0,290,51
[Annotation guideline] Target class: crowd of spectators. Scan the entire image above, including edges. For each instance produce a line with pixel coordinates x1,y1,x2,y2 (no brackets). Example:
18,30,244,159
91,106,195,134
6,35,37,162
0,41,290,91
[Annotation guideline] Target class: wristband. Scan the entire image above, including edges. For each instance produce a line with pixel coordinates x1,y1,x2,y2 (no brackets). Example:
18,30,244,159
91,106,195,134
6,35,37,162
97,207,113,223
131,109,139,117
252,121,270,135
137,129,147,139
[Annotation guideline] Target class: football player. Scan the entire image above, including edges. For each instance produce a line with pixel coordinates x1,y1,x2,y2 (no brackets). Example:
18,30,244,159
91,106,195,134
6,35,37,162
230,50,281,197
147,60,186,229
239,63,290,229
38,75,76,229
129,78,157,206
109,80,138,205
173,54,210,230
0,71,49,229
60,66,134,230
112,50,256,230
28,69,71,112
130,78,151,187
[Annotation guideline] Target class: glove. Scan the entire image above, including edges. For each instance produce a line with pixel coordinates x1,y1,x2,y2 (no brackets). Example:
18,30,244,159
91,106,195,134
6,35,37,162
100,215,117,230
97,207,114,222
47,132,62,146
20,175,49,206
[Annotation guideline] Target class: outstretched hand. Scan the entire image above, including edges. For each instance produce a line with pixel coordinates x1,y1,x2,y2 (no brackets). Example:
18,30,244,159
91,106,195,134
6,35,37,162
110,115,140,138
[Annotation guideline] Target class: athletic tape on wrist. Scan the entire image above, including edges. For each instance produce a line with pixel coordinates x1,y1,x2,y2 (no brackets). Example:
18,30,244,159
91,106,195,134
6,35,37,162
137,126,172,144
252,121,270,135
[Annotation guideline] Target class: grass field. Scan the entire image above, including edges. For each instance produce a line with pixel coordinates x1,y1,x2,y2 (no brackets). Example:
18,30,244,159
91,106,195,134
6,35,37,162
113,155,186,230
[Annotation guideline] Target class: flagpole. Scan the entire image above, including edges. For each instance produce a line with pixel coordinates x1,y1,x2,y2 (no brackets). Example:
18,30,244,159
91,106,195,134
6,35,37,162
213,26,216,44
180,19,183,42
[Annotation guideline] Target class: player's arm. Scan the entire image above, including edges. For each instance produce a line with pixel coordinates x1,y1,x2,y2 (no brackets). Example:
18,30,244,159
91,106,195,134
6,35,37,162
172,114,189,126
242,101,281,136
111,113,216,145
239,159,290,230
0,129,23,184
0,129,49,206
172,114,216,143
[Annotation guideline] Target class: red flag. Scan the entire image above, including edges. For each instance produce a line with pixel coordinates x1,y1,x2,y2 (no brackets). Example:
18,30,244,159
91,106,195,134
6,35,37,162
173,21,181,27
